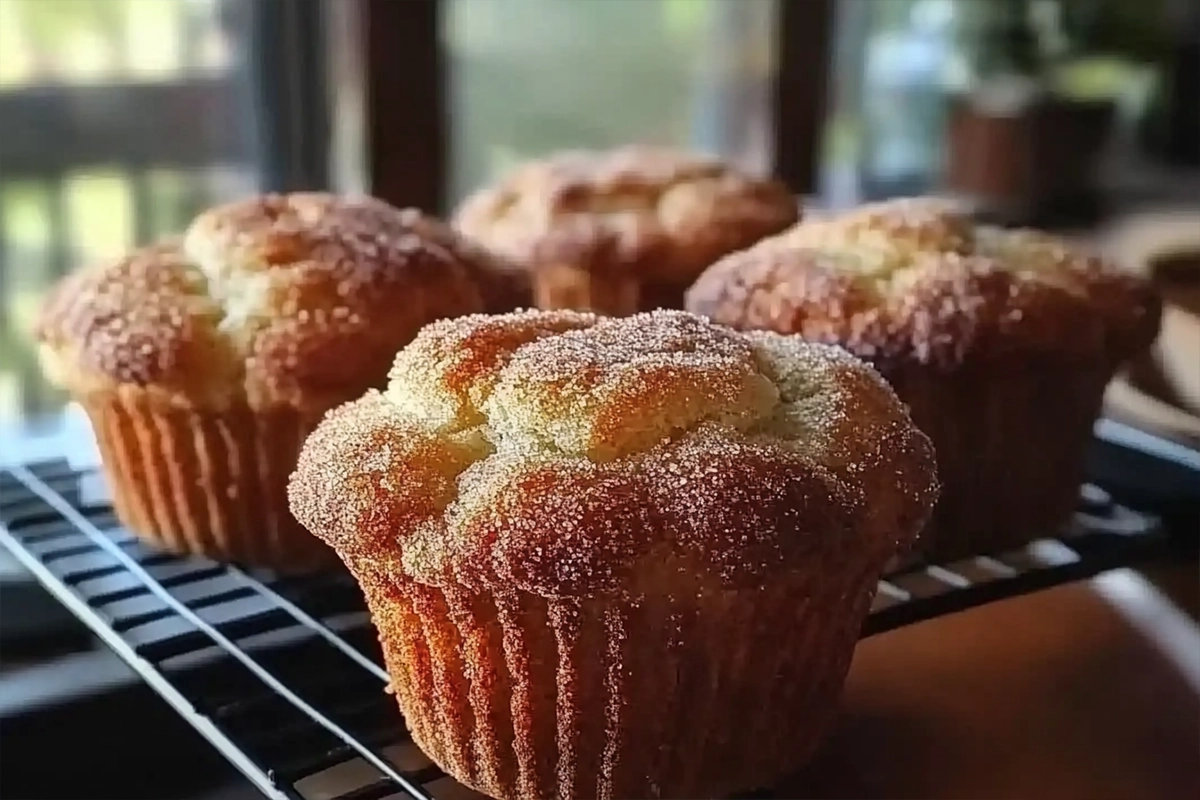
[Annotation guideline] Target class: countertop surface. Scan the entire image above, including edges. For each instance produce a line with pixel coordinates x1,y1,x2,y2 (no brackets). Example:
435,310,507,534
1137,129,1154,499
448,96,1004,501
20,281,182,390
783,566,1200,800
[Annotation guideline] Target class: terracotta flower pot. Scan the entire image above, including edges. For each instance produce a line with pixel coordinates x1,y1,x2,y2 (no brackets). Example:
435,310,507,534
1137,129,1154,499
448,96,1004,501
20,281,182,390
946,92,1116,227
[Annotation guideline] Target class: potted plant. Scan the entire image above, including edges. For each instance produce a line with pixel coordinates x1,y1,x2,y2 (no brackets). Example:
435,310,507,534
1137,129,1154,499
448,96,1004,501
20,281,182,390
944,0,1169,226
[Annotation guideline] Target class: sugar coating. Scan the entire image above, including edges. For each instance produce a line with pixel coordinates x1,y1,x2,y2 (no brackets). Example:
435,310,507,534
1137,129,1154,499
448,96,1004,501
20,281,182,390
35,193,517,410
686,197,1162,371
289,309,939,599
453,145,799,284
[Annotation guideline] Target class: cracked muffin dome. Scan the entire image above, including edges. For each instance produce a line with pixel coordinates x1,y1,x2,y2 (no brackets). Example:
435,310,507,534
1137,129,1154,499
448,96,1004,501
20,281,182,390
289,309,937,597
37,192,519,411
452,145,799,315
33,192,516,570
686,197,1160,371
686,197,1162,564
288,309,937,799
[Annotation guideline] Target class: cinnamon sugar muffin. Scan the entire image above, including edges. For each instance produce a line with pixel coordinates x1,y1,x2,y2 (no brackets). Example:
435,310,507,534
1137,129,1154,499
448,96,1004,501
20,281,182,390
453,145,798,315
288,309,937,799
687,197,1161,562
35,192,514,569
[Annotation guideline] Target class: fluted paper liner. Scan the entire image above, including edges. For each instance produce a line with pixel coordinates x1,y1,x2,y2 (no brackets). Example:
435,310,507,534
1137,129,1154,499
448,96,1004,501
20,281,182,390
84,388,333,571
886,361,1113,565
351,558,882,800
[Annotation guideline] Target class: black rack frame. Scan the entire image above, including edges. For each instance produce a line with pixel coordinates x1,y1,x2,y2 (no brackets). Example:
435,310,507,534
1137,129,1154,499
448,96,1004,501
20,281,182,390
0,457,1167,800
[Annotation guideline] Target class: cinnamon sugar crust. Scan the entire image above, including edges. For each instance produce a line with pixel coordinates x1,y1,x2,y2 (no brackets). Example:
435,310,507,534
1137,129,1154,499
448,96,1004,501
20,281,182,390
686,197,1162,371
35,193,518,411
289,309,938,598
453,146,799,288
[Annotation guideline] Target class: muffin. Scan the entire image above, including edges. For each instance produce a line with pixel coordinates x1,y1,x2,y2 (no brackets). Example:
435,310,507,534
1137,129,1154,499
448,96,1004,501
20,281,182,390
453,145,799,315
686,197,1161,563
35,192,515,570
288,309,938,799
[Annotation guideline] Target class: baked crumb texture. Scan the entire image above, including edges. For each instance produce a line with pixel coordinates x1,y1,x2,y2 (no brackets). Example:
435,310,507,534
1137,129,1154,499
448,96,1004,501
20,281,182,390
687,197,1162,561
34,193,511,569
453,146,799,316
290,309,938,799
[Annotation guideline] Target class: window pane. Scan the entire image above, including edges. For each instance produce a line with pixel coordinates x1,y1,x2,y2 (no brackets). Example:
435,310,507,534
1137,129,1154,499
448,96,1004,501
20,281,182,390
443,0,778,205
0,0,261,423
820,0,959,206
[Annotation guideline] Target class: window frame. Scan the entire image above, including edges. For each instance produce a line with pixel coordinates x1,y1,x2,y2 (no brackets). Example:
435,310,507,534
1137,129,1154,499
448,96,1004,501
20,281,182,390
345,0,837,213
339,0,446,212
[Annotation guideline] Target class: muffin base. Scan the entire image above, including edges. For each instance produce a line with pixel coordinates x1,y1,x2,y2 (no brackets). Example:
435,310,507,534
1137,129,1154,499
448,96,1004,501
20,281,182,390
533,263,693,315
350,558,882,800
83,387,334,571
884,359,1113,564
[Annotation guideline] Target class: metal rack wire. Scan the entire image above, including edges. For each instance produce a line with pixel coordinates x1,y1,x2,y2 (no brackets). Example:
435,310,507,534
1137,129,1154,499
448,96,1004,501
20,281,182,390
0,458,1164,800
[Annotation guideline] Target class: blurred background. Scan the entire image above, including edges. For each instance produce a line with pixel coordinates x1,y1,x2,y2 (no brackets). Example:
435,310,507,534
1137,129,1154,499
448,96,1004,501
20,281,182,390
0,3,1197,798
1,0,1197,424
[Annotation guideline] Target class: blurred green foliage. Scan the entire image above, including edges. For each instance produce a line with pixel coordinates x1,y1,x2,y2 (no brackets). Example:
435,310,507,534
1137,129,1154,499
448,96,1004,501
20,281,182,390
1056,0,1170,62
958,0,1170,78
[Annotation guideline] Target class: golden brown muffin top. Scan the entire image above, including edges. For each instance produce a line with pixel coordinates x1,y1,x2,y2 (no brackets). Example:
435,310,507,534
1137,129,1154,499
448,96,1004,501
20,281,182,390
686,197,1162,372
35,193,517,410
453,145,799,285
289,309,938,599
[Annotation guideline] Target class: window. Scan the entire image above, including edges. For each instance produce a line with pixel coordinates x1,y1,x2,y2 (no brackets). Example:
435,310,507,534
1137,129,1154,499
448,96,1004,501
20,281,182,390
0,0,837,423
819,0,960,206
0,0,328,423
0,0,332,648
443,0,779,205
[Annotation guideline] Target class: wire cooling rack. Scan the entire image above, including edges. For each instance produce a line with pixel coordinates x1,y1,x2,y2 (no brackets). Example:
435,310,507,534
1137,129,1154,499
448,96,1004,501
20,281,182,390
0,458,1164,800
